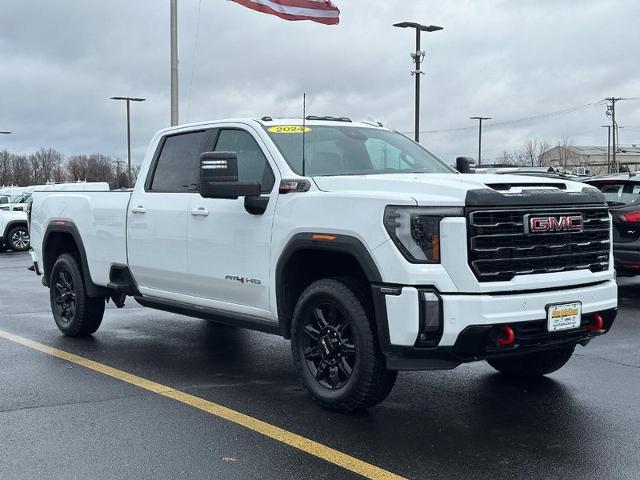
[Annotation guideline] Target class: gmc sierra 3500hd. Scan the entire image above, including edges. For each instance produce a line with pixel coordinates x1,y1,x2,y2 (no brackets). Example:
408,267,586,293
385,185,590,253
29,117,617,412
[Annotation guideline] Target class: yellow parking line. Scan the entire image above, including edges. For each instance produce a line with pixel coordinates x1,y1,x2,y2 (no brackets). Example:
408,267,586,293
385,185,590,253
0,328,405,480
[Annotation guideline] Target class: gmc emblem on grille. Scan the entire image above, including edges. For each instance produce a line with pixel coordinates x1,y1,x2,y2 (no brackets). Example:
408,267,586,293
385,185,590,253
524,214,584,234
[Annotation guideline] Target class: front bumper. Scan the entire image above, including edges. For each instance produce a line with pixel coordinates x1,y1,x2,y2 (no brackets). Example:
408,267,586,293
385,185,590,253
372,280,618,370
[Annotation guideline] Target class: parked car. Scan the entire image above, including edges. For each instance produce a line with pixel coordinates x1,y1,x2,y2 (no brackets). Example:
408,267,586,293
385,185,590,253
30,117,617,411
0,210,30,251
584,174,640,276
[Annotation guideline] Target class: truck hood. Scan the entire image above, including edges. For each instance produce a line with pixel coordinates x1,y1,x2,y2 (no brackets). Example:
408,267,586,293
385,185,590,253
312,173,595,206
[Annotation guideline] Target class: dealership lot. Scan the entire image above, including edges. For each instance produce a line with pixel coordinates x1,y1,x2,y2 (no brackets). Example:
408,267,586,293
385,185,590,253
1,251,639,480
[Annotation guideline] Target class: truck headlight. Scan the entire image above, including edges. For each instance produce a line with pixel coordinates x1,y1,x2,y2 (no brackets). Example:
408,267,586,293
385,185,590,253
383,206,463,263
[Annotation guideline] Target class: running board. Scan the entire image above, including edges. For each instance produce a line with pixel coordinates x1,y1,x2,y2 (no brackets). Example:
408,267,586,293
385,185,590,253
133,296,281,336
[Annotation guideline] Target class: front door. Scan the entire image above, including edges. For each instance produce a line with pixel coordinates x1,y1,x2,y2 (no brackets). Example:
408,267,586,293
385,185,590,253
187,127,278,316
128,129,214,296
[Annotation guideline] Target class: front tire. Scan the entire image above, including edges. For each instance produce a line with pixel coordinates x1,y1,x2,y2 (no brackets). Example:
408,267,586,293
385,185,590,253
291,278,397,412
7,225,30,251
487,345,575,378
50,253,105,337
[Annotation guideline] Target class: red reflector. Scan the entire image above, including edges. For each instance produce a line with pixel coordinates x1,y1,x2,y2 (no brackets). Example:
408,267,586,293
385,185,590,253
588,314,604,332
621,211,640,223
496,325,515,346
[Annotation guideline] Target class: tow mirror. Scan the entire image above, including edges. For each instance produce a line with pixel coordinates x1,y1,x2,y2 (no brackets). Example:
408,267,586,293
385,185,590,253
456,157,474,174
199,151,261,199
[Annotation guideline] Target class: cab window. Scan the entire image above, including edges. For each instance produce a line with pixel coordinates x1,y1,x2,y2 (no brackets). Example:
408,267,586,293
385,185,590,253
149,130,210,193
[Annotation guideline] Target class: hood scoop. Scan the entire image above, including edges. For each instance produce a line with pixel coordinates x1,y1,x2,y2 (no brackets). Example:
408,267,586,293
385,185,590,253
485,182,567,192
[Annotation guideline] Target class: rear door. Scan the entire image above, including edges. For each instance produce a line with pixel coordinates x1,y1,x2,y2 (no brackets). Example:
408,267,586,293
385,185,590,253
127,129,215,296
186,127,278,315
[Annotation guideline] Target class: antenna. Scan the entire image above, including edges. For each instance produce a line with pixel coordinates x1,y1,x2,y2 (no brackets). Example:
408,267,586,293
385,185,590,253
302,93,307,176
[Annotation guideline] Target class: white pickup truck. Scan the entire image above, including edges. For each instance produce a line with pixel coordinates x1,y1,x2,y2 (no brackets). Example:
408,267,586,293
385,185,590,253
30,117,618,411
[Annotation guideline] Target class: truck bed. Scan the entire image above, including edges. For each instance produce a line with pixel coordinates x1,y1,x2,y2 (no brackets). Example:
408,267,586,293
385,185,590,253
31,191,132,287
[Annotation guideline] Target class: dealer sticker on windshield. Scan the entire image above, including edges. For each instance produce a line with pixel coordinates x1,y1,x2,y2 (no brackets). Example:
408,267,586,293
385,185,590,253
267,126,311,134
547,302,581,332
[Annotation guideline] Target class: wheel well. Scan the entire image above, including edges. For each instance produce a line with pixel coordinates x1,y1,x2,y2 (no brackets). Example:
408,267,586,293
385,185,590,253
278,249,373,338
43,232,80,282
4,221,27,237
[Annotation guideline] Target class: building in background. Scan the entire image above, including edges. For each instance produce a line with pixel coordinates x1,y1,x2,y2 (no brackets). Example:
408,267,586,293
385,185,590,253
540,145,640,175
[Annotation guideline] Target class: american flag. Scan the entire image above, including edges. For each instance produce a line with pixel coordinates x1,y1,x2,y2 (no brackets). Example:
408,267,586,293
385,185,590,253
230,0,340,25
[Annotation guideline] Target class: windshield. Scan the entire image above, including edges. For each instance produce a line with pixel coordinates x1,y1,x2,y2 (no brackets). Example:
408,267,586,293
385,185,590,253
264,125,455,176
588,181,640,205
10,193,30,203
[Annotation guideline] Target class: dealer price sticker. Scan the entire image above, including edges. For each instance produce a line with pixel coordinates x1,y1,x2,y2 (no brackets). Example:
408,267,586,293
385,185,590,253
547,302,582,332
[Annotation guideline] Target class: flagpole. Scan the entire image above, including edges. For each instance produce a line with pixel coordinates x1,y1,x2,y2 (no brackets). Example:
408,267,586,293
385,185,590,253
170,0,179,126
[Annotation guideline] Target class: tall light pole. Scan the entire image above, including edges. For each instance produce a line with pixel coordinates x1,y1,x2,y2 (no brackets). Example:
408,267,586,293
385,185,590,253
470,116,491,165
170,0,179,126
393,22,443,143
111,96,146,184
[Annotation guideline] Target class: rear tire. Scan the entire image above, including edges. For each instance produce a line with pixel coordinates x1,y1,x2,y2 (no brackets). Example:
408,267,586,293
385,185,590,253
50,253,105,337
487,345,575,378
7,225,30,251
291,278,397,412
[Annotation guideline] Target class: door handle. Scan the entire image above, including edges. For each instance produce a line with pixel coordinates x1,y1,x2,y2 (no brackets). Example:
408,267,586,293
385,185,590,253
191,207,209,217
131,206,146,214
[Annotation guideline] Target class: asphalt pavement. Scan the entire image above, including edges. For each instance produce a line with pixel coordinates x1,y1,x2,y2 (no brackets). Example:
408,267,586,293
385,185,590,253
1,251,639,480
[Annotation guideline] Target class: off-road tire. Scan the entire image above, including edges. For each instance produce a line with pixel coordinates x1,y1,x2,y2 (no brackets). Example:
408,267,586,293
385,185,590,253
7,225,30,251
291,278,397,412
487,345,575,378
50,253,105,336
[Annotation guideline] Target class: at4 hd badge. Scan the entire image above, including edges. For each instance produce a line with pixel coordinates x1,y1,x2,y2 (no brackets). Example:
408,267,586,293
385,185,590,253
225,275,262,285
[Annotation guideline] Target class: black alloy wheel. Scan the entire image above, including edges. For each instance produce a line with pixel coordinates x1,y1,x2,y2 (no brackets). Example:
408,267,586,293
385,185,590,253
291,278,397,412
301,302,356,390
54,269,76,324
49,253,105,336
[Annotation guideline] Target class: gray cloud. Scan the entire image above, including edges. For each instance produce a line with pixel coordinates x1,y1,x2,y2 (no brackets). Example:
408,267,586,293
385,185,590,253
1,0,639,164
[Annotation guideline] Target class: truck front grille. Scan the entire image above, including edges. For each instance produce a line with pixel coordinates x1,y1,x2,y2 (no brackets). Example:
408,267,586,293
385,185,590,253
467,205,610,282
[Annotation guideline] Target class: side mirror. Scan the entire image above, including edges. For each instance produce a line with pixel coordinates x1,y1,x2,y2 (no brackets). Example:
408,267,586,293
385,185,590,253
456,156,474,174
199,151,261,199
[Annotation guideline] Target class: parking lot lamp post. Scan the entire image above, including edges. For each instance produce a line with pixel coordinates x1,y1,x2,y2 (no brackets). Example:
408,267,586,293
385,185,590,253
110,97,146,184
470,117,491,165
393,22,443,143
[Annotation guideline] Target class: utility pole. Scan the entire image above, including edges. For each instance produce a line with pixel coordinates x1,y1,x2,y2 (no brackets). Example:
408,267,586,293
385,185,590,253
393,22,443,143
111,96,146,184
470,117,491,165
606,97,621,173
170,0,179,126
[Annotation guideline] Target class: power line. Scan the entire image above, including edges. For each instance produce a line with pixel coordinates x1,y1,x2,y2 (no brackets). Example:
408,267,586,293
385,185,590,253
402,100,605,135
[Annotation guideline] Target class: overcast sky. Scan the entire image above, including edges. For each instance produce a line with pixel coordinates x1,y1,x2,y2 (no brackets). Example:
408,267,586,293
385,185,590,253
1,0,639,165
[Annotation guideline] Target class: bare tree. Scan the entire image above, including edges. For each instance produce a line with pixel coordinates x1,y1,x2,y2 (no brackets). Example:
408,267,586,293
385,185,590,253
67,154,90,181
555,136,577,170
29,148,64,184
11,154,31,186
521,138,551,167
0,150,12,186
